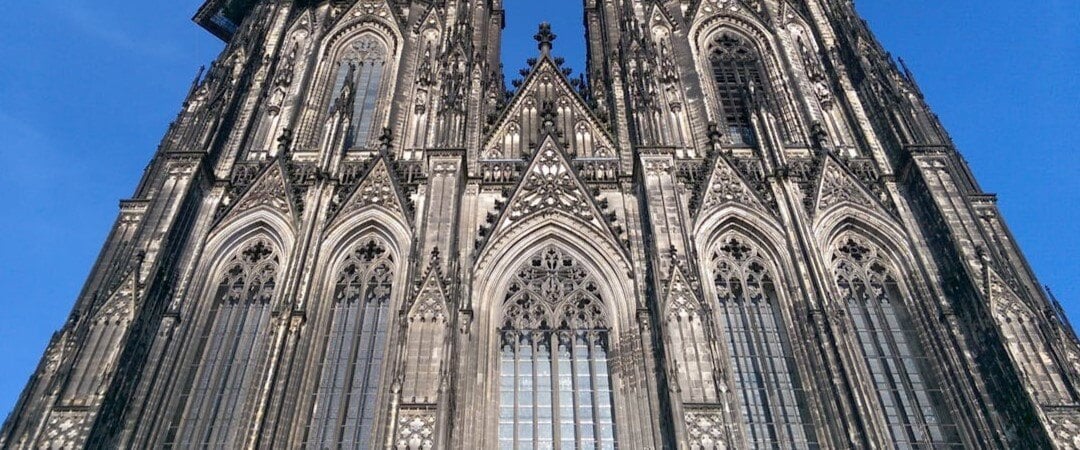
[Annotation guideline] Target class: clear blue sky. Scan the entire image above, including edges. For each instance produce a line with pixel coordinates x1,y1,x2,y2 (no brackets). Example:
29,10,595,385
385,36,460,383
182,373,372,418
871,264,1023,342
0,0,1076,418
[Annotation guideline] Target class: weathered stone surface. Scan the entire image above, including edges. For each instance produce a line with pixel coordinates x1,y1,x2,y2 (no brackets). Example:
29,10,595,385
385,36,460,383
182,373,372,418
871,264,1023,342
1,1,1074,449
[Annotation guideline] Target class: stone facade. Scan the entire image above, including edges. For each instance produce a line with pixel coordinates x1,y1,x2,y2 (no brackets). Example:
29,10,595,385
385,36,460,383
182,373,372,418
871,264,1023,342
3,0,1079,448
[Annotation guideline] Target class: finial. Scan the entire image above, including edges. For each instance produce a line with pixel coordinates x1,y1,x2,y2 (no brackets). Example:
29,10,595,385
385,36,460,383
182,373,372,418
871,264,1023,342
277,128,294,154
810,121,829,150
378,127,394,152
535,22,556,55
706,122,723,150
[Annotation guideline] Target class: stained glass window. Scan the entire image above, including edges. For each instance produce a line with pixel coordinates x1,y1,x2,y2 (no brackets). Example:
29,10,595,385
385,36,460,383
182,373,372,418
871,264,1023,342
172,238,279,448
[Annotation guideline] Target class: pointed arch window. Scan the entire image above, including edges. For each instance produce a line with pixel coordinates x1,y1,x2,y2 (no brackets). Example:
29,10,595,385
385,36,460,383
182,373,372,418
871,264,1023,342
831,237,961,447
330,35,389,149
709,33,765,146
172,238,279,448
711,236,817,449
304,239,395,448
498,247,617,449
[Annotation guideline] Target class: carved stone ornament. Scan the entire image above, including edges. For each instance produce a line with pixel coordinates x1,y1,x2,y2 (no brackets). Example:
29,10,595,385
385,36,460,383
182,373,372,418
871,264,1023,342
223,161,294,222
507,139,596,225
482,57,616,161
92,272,138,325
667,266,703,321
38,410,92,449
685,409,728,449
1045,409,1080,449
502,246,606,330
344,0,391,20
813,156,876,215
394,409,436,450
409,271,449,323
330,157,406,225
989,269,1035,324
699,155,765,214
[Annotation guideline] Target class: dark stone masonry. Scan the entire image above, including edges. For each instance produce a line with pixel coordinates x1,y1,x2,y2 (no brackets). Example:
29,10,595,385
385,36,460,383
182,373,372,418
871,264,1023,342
3,0,1078,448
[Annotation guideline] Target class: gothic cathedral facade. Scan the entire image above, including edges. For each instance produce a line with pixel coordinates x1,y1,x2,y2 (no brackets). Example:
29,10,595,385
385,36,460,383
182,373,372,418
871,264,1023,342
3,0,1079,448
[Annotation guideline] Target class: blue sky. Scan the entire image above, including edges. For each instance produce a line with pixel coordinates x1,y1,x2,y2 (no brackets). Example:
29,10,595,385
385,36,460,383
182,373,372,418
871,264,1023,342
0,0,1076,418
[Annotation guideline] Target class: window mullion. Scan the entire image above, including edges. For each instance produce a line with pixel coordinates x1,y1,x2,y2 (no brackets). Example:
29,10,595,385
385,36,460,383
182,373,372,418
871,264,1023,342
588,330,602,450
532,332,540,450
549,331,560,449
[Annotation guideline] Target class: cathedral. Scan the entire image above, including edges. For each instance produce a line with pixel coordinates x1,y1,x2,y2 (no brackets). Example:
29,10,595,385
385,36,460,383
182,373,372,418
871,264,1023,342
4,0,1080,448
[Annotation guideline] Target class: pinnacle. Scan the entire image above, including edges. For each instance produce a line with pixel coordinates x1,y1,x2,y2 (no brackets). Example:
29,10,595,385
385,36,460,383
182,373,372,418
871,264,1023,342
534,22,556,55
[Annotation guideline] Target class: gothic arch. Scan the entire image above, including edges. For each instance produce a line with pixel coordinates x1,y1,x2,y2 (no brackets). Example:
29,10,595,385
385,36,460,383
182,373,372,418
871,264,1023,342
208,206,297,256
323,203,410,258
695,203,785,255
296,211,412,448
301,22,402,149
163,222,289,448
814,211,914,280
474,215,635,331
467,217,640,448
690,17,806,144
195,213,296,314
476,233,633,334
696,215,798,307
475,236,622,446
822,227,965,446
694,217,821,448
315,208,411,311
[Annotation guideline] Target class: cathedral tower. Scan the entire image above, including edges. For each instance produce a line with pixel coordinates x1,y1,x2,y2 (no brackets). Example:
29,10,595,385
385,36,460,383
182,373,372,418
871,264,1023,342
3,0,1078,448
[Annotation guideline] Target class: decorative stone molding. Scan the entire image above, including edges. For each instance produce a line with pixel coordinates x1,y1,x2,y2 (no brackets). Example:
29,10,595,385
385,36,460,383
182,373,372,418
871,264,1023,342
39,409,93,449
394,409,436,450
685,409,728,449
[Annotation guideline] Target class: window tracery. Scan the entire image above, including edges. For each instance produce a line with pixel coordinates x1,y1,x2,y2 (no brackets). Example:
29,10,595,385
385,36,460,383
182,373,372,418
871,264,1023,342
710,235,816,449
330,35,389,149
498,246,617,449
708,33,765,146
173,238,280,448
831,236,961,447
304,238,395,448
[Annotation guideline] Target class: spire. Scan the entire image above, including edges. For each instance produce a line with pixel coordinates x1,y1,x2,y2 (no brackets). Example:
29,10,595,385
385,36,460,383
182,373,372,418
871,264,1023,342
535,22,556,55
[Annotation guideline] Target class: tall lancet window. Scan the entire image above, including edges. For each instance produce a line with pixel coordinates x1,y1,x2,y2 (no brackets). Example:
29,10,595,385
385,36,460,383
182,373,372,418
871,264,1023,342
330,35,388,149
498,247,617,449
174,238,279,448
711,236,816,449
831,237,961,447
709,33,766,146
304,239,394,449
